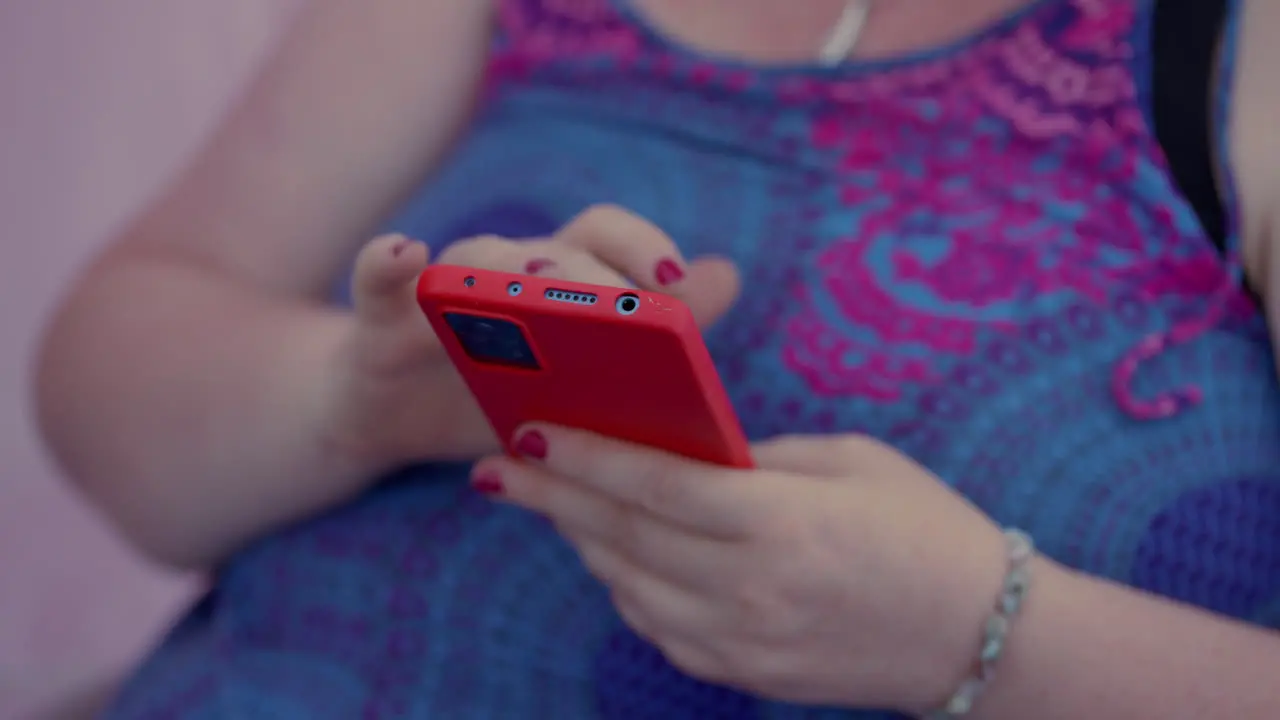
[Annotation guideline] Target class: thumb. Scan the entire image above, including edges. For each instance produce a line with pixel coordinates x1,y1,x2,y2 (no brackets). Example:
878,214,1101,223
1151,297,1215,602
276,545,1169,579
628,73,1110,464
677,256,741,328
351,234,430,324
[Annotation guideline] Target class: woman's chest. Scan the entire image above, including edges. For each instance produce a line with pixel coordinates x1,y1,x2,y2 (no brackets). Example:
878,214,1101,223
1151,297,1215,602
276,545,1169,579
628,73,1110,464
385,96,1280,601
397,91,1248,409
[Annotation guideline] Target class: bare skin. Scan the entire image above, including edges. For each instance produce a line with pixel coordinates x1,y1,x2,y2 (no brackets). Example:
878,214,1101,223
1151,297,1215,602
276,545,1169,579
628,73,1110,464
37,0,1046,571
36,0,495,569
33,1,1280,715
35,0,1280,584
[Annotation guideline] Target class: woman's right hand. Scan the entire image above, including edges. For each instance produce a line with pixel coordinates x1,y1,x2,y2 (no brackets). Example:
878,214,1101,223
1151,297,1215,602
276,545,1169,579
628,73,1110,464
326,205,742,469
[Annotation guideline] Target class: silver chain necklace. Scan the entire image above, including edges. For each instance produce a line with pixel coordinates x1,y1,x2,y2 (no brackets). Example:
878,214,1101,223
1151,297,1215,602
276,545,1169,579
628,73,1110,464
818,0,872,65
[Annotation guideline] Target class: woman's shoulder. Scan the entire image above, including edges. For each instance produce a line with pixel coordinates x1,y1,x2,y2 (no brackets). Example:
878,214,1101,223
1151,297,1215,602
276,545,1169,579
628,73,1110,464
1229,0,1280,299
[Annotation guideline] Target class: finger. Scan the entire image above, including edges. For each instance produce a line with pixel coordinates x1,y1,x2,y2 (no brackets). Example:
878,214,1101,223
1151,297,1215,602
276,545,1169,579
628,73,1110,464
506,424,767,538
600,557,734,681
680,255,741,328
351,234,430,323
555,205,687,287
575,543,717,644
576,541,706,619
573,519,737,594
556,206,742,327
526,246,633,287
438,235,632,287
610,587,662,643
751,433,887,476
434,234,530,272
475,456,738,589
750,435,851,476
540,250,737,328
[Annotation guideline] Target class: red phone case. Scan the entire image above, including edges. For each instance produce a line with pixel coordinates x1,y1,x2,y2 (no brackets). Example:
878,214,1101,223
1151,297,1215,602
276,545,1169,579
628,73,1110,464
417,265,753,468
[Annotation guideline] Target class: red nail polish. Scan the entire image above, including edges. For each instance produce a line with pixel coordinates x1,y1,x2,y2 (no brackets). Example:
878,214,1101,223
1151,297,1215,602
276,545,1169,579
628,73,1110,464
514,430,548,460
471,471,505,495
524,258,555,274
654,258,685,286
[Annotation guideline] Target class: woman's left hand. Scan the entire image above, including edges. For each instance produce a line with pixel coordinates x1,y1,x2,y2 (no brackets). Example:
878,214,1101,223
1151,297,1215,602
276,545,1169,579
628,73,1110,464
472,425,1012,713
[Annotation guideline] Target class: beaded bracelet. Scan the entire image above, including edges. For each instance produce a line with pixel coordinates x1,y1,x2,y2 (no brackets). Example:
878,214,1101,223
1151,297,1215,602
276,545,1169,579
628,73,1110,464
924,528,1035,719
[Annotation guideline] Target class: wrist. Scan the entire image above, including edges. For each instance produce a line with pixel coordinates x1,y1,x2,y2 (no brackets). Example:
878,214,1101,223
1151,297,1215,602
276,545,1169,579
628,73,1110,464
957,555,1073,720
909,529,1039,719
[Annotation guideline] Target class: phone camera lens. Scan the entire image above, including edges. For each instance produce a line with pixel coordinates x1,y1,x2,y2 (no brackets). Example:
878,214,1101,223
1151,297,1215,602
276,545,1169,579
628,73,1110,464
442,312,541,371
464,276,476,288
615,293,640,316
507,281,523,297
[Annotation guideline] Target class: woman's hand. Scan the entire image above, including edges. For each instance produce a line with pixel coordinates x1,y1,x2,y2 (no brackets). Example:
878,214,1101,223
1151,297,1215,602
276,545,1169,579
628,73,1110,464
472,426,1009,714
323,205,740,468
434,204,740,327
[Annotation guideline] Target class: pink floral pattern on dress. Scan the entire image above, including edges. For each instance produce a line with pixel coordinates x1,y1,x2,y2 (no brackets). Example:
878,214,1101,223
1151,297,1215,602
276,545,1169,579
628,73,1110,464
783,0,1234,402
491,0,644,80
106,2,1280,719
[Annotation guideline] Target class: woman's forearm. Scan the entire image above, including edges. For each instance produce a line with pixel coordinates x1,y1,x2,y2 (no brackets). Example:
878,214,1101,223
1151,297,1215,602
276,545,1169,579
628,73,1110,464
970,556,1280,719
36,250,381,570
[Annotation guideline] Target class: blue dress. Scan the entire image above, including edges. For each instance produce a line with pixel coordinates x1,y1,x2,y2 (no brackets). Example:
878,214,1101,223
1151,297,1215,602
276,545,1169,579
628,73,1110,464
108,0,1280,717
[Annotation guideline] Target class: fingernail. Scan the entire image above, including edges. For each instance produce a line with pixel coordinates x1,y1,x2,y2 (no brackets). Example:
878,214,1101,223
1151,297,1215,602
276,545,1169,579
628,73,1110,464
470,470,505,495
524,258,555,274
514,430,548,460
654,258,685,286
390,237,411,257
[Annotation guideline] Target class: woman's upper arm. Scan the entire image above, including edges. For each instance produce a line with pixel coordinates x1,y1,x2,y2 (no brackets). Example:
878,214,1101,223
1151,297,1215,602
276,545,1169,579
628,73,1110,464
1233,1,1280,311
115,0,494,297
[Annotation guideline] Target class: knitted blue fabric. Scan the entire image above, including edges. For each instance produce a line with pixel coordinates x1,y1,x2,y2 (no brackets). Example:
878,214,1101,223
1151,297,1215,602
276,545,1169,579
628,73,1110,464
107,0,1280,717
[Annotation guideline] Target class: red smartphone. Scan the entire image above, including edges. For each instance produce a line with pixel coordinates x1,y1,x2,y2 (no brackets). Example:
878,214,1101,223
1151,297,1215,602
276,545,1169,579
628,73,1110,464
416,265,753,468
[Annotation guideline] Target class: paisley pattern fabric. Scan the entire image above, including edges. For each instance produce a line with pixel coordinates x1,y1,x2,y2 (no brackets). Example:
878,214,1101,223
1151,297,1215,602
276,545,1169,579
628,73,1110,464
108,0,1280,717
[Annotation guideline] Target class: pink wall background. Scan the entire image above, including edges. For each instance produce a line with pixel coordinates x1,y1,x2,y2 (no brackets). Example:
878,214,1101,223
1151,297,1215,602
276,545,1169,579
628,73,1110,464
0,3,300,715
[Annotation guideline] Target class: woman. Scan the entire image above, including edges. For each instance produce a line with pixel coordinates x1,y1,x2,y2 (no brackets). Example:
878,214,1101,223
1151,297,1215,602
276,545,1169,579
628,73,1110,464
36,0,1280,717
